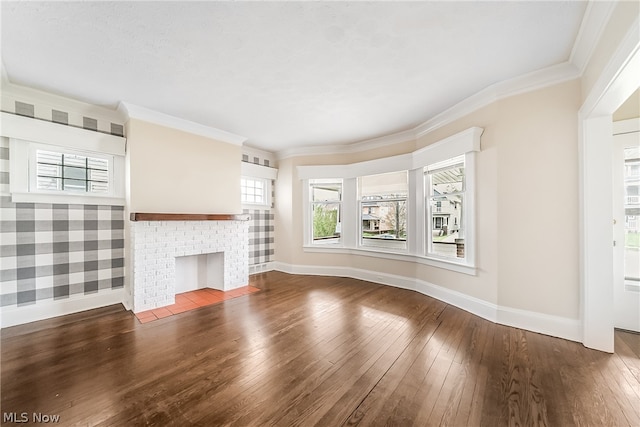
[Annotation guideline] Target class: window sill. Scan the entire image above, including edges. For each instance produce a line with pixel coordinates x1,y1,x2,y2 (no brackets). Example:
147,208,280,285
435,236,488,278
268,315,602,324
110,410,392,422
303,245,476,276
11,191,125,206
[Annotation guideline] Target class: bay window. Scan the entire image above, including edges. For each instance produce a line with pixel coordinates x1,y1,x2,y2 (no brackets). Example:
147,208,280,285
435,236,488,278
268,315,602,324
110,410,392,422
298,127,481,274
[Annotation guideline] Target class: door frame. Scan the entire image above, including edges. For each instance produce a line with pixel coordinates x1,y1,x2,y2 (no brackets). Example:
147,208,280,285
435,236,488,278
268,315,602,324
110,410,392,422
612,122,640,332
579,22,640,352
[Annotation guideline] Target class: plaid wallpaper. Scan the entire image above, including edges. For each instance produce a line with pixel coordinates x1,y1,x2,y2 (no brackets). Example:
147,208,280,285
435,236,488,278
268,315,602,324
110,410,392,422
244,209,274,265
0,138,125,308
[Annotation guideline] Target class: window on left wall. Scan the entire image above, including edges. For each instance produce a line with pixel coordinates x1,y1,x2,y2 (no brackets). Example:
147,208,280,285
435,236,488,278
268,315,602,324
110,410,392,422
36,149,110,194
9,138,125,206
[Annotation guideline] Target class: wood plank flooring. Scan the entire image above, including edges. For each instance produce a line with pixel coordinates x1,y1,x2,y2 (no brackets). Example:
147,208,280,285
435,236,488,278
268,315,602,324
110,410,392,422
1,271,639,426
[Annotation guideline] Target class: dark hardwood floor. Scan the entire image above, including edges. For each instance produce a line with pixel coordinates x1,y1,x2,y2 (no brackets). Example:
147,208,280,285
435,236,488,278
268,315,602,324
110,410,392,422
2,271,639,426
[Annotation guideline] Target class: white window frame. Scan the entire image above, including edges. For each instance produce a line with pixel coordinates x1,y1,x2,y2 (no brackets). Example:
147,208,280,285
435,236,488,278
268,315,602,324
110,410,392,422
30,145,114,195
304,179,344,247
358,171,408,253
2,112,126,205
10,139,125,205
240,160,278,210
425,154,471,265
241,176,271,207
297,127,481,275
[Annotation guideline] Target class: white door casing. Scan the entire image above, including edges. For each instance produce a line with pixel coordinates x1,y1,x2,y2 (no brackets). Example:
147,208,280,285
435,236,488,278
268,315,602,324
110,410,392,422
613,124,640,332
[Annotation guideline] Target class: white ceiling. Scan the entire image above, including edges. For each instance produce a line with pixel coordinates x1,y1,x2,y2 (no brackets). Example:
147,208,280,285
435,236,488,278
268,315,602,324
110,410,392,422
1,1,587,153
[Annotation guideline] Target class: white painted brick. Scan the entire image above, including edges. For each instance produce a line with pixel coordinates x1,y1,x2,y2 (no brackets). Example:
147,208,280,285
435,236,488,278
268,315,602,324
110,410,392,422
130,220,248,311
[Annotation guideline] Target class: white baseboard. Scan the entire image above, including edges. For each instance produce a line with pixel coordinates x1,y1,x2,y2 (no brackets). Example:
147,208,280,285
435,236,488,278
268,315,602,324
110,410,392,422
272,261,582,343
1,289,125,328
249,261,276,275
495,305,582,342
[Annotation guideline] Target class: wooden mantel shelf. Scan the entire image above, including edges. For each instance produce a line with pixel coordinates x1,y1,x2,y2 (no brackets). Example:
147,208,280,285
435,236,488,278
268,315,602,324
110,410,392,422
130,213,250,222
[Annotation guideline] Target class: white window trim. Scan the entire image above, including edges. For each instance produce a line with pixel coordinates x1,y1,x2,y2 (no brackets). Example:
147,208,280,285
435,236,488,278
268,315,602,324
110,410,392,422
241,176,271,209
10,138,125,206
240,161,278,210
298,127,482,275
303,178,345,247
357,171,409,253
424,152,476,267
2,112,126,205
30,144,114,194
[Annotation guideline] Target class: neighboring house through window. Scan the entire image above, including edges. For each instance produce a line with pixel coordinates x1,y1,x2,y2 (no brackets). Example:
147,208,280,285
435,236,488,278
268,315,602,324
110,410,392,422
426,155,465,260
359,171,408,250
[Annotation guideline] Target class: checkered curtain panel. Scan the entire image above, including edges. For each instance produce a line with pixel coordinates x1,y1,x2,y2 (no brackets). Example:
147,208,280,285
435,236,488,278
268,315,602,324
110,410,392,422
244,209,274,265
0,138,125,307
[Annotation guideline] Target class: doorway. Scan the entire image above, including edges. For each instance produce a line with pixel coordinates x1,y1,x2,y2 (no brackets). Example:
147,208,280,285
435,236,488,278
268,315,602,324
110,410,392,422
580,34,640,352
613,122,640,333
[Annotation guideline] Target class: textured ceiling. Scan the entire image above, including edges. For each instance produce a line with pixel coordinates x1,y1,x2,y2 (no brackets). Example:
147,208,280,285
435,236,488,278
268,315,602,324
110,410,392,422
1,1,587,152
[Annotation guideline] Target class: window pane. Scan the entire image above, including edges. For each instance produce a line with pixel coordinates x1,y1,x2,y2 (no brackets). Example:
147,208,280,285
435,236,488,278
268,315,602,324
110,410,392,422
426,155,466,260
37,176,60,190
360,171,408,199
88,168,108,182
427,155,465,196
63,179,87,192
624,147,639,281
37,163,61,178
313,203,341,243
430,167,464,195
430,194,464,258
311,182,341,202
64,166,87,180
87,157,108,170
310,179,342,245
63,154,86,168
37,150,62,165
241,177,268,204
89,181,109,193
35,149,111,195
361,200,407,249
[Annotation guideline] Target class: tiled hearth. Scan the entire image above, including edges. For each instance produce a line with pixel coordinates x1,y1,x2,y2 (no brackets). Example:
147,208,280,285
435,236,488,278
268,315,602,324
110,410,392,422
135,285,260,323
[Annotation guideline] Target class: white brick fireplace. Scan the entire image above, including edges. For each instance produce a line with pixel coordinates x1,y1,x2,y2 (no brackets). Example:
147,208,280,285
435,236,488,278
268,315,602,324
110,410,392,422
129,217,249,312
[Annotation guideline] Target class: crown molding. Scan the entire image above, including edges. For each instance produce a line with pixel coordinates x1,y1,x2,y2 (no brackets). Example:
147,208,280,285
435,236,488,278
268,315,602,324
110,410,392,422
276,0,616,161
570,1,617,76
278,61,579,160
277,128,416,160
118,102,247,146
296,127,481,180
415,61,580,138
